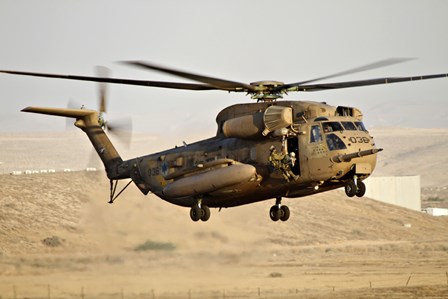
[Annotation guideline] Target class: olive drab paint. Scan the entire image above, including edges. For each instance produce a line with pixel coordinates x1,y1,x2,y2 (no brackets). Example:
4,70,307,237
3,59,447,222
21,100,380,221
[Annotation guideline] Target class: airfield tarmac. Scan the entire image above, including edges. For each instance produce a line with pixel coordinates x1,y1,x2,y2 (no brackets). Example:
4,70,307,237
1,129,448,298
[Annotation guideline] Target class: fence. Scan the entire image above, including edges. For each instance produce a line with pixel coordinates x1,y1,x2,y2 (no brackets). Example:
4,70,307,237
2,277,448,299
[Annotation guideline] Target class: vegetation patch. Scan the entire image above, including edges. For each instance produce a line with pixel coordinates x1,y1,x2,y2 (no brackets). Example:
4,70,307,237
42,236,64,247
134,240,176,252
351,229,363,236
427,196,445,202
269,272,283,278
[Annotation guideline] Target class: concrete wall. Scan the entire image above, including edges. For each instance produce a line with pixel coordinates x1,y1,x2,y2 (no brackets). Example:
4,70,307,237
363,176,421,211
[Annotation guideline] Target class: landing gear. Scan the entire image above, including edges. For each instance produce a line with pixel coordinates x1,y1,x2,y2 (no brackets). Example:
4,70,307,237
190,203,211,222
355,180,366,197
108,179,133,204
344,180,357,197
344,178,366,198
269,197,290,222
190,205,202,222
269,205,280,221
201,205,211,221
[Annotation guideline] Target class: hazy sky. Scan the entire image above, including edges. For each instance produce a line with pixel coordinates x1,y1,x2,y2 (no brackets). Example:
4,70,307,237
1,0,447,138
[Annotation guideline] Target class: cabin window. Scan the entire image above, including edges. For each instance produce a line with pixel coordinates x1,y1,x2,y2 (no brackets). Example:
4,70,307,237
322,122,343,133
341,121,357,131
337,106,353,116
310,125,323,143
354,121,367,131
326,133,347,151
314,116,329,122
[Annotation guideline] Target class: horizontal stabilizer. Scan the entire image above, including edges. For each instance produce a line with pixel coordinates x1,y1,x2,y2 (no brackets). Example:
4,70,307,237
22,106,96,118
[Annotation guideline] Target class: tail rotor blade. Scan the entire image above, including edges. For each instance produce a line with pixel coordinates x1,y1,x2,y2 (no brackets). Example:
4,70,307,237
107,116,133,148
95,66,110,114
66,99,83,130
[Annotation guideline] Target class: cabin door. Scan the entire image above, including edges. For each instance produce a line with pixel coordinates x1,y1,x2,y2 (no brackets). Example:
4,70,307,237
287,137,300,176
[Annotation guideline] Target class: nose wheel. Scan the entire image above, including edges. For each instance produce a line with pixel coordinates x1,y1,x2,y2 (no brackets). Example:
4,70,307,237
344,178,366,198
269,197,290,222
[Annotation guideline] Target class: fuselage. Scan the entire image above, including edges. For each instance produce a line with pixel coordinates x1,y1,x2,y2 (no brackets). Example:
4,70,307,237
121,100,380,208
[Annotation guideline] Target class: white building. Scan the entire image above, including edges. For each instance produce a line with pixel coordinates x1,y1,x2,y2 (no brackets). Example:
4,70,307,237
425,208,448,216
363,176,421,211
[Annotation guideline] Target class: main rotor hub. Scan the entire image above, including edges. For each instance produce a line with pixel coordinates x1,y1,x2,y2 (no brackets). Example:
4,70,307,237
249,81,285,102
250,80,285,89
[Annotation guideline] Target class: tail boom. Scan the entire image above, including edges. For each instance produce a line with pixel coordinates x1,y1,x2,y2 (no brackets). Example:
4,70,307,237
22,106,126,180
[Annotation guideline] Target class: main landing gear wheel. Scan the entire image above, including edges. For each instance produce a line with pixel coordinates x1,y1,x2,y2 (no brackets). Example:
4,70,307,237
190,205,202,222
269,205,281,221
280,205,290,221
269,197,290,222
201,205,211,221
190,204,211,222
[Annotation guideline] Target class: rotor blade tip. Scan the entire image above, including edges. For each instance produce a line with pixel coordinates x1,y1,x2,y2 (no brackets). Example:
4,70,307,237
21,107,33,112
120,60,142,66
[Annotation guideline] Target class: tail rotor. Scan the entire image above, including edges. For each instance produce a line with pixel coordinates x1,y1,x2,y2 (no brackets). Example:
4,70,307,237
94,66,133,148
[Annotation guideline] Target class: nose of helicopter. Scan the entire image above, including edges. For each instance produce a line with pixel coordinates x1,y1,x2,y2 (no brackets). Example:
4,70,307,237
328,129,380,177
340,130,376,152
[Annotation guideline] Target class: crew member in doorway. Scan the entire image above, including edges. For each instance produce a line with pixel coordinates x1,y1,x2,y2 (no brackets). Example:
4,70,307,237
269,146,298,182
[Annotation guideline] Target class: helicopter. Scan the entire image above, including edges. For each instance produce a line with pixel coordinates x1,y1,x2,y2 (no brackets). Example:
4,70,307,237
1,59,447,222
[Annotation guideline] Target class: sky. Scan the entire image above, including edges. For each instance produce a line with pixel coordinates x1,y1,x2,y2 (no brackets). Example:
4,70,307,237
1,0,448,139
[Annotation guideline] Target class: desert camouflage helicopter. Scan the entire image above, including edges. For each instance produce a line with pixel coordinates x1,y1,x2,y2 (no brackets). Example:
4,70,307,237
1,59,447,222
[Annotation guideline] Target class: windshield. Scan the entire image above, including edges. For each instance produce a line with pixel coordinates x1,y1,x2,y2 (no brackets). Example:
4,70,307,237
355,121,367,131
341,121,357,131
321,121,367,133
322,122,343,133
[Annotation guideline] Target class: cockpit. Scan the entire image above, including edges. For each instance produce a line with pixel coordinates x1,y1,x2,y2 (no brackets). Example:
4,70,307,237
320,120,367,133
310,118,369,151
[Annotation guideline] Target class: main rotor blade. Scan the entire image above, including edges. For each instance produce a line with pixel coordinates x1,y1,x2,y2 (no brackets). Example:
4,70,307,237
276,58,415,92
291,73,448,92
124,61,256,92
0,69,218,91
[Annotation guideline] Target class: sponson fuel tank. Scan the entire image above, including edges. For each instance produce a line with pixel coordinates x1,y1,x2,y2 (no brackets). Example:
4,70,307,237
162,163,257,198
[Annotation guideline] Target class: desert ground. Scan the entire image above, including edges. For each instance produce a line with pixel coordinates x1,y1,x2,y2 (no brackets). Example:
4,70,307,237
1,128,448,298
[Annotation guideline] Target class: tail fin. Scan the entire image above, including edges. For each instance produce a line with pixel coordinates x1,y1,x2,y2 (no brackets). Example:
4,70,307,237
22,107,126,180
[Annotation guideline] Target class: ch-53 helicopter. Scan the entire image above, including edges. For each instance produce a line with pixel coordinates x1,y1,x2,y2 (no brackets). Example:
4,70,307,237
1,59,447,222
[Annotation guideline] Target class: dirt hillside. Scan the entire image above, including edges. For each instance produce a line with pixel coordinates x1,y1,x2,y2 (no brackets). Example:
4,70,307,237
1,128,448,298
1,171,448,298
372,127,448,187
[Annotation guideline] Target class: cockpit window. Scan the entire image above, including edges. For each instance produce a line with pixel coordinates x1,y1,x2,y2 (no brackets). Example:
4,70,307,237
322,122,343,133
310,125,323,143
326,133,347,151
354,121,367,131
341,121,357,131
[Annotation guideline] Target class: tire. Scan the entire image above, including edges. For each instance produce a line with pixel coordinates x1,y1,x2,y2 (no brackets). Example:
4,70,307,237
201,205,211,222
280,205,290,222
270,205,281,221
345,180,357,197
356,181,366,197
190,205,202,222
